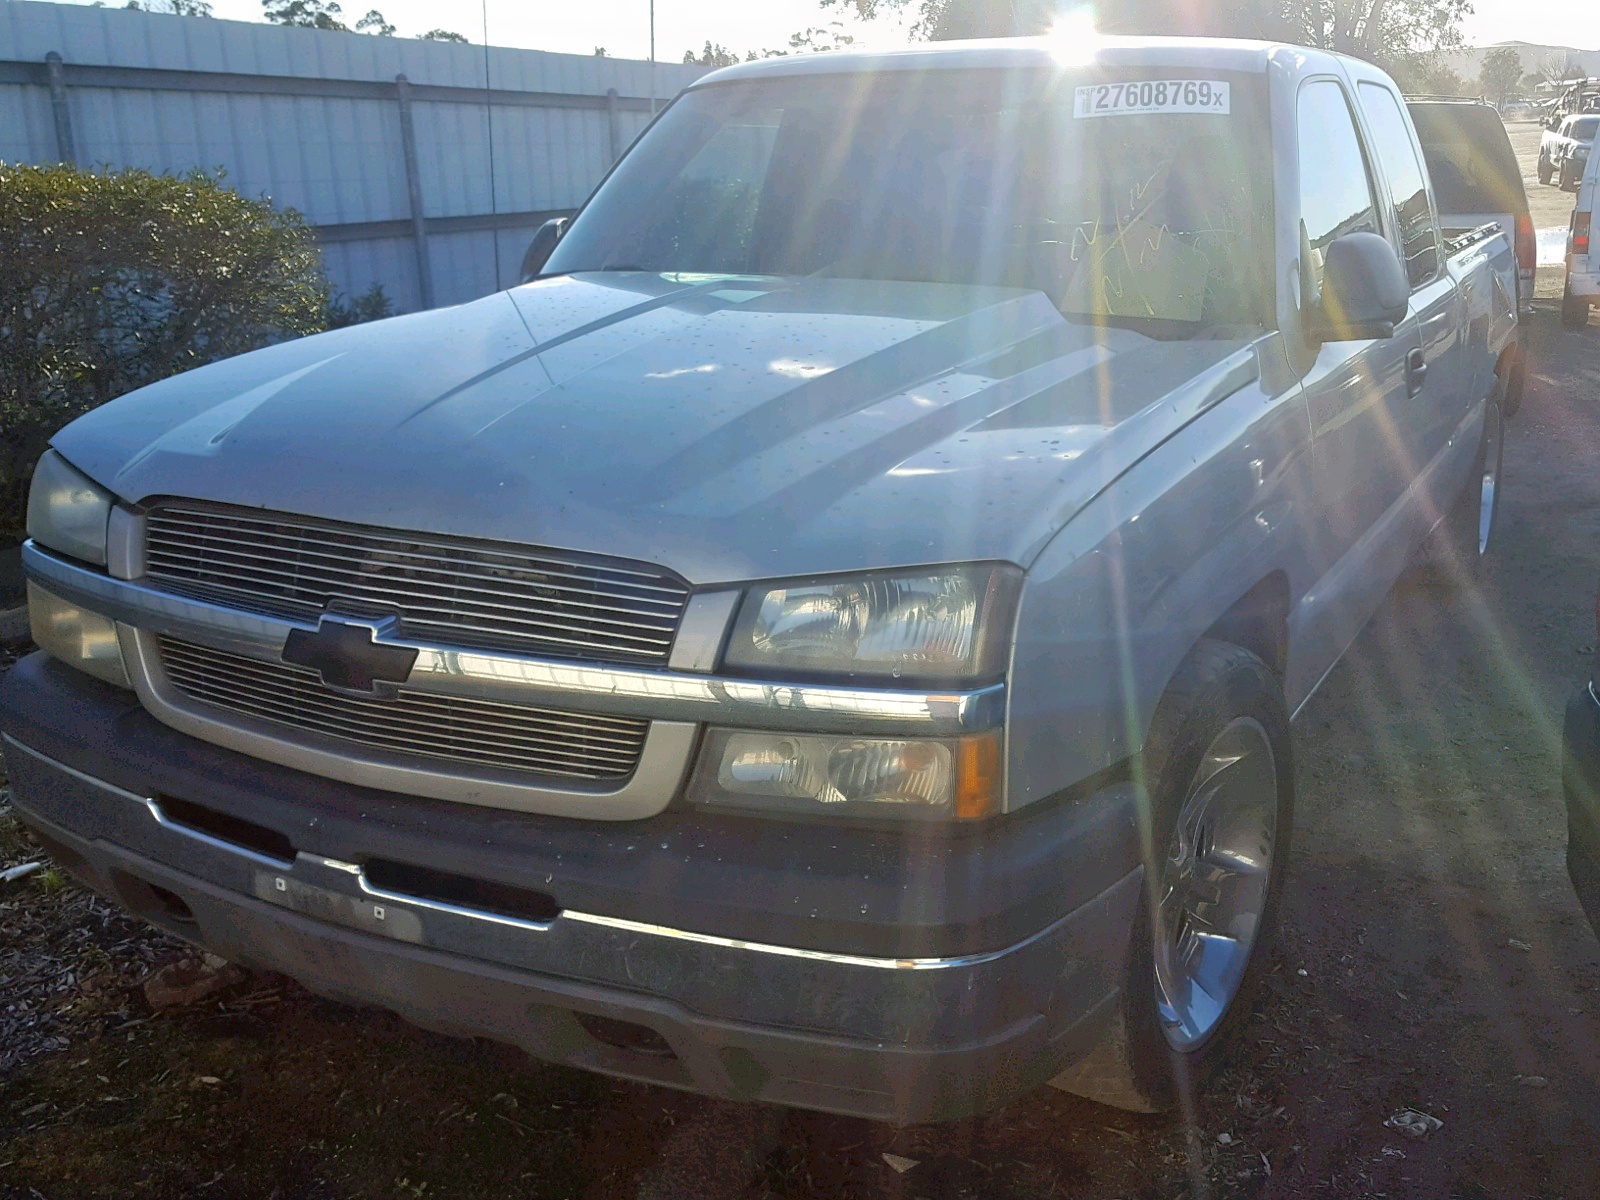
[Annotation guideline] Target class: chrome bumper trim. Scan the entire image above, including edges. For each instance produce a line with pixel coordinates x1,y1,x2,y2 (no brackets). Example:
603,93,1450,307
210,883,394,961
4,733,1047,971
26,542,1004,737
557,908,1067,971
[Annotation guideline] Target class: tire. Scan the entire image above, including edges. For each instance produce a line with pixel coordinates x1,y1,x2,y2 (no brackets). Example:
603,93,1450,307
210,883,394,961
1048,639,1293,1112
1560,162,1579,191
1563,283,1592,329
1425,388,1503,584
1539,155,1554,185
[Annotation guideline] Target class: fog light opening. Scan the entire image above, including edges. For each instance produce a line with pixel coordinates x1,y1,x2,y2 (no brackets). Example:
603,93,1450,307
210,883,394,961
575,1013,677,1059
112,870,197,927
146,882,197,925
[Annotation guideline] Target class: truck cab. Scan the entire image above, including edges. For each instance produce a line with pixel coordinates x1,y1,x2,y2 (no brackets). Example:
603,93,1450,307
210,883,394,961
3,36,1517,1121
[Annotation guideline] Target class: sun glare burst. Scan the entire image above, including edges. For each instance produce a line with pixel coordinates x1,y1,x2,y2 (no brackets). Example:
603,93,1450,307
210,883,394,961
1046,6,1101,65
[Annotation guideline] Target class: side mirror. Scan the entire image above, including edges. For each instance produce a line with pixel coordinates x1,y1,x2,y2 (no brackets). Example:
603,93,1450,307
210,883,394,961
1312,232,1409,341
519,217,569,283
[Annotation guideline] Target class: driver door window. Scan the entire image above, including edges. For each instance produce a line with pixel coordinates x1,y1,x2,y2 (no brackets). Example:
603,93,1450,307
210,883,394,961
1296,78,1422,645
1296,81,1381,298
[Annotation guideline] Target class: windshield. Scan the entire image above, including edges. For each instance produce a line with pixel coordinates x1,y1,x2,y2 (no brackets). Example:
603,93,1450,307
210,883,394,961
1570,117,1599,140
546,68,1275,337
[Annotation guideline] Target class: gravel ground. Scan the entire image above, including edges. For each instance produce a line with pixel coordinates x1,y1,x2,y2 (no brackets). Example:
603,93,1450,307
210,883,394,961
1,122,1597,1200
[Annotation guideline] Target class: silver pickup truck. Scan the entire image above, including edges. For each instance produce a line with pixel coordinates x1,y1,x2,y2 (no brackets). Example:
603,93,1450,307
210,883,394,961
2,37,1518,1120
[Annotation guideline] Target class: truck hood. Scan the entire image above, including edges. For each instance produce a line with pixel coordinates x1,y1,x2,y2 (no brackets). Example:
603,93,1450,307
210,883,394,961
54,273,1258,584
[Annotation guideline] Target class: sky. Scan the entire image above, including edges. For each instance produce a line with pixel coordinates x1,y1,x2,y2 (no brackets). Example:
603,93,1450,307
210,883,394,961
52,0,1600,60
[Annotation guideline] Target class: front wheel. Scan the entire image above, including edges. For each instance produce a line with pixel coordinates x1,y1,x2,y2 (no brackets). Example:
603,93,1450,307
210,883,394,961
1048,639,1293,1112
1564,283,1592,329
1561,161,1581,191
1539,157,1554,185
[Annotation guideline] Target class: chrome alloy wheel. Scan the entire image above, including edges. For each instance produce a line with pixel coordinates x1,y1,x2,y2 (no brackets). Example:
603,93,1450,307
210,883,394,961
1478,402,1502,558
1152,717,1278,1051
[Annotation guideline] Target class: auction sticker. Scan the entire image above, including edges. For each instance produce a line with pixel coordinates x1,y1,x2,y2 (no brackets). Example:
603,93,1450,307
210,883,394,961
1074,80,1231,117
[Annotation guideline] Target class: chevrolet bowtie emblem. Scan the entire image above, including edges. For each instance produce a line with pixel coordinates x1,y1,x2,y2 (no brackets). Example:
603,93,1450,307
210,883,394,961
281,616,418,697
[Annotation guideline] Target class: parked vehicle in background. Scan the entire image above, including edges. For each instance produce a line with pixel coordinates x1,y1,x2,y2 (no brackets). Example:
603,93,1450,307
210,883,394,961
1564,147,1598,328
1,37,1519,1121
1540,114,1598,189
1546,78,1600,127
1563,574,1600,937
1409,97,1533,412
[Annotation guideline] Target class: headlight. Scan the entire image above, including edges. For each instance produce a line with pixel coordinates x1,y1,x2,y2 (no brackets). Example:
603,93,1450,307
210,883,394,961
689,728,1001,821
26,450,112,566
28,582,131,689
723,564,1019,681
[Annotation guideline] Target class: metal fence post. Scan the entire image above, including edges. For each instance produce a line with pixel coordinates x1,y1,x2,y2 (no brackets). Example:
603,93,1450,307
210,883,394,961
45,52,76,165
606,87,622,163
394,73,436,310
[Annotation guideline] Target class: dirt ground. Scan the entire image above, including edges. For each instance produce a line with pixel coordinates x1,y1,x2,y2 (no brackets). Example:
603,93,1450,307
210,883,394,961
2,124,1598,1200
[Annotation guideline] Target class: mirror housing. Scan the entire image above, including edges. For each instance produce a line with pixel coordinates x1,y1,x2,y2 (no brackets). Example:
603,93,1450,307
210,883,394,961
1311,231,1409,342
519,217,569,283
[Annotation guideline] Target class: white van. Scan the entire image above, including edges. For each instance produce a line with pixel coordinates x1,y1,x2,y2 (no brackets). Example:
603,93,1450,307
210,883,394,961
1566,149,1599,328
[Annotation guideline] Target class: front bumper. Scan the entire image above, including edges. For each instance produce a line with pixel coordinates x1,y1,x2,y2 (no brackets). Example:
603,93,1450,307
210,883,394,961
0,654,1140,1121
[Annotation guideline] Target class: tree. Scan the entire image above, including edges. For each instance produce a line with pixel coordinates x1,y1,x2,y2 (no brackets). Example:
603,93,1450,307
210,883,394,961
1479,46,1523,106
683,41,742,66
323,283,394,329
749,19,857,58
417,28,469,42
821,0,1054,38
0,163,327,541
787,22,856,52
1276,0,1472,62
594,46,609,56
1540,51,1585,86
262,0,347,31
354,8,395,35
1389,52,1467,96
123,0,215,14
826,0,1471,68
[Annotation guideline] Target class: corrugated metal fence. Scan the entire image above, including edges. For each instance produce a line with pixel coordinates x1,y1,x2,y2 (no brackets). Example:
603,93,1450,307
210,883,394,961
0,1,709,312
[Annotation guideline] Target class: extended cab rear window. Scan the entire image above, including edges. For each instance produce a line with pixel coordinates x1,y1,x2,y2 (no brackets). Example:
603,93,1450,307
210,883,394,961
548,67,1275,339
1409,104,1525,215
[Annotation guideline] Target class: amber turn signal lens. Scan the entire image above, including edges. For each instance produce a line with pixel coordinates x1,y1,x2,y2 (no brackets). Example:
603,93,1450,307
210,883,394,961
955,731,1002,820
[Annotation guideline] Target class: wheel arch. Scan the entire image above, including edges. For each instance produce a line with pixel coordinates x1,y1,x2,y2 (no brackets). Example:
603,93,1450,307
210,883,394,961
1495,337,1525,415
1198,572,1291,684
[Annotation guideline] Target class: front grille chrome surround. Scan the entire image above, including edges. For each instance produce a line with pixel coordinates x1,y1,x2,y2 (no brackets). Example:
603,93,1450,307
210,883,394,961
157,635,650,783
23,541,1003,818
143,504,690,665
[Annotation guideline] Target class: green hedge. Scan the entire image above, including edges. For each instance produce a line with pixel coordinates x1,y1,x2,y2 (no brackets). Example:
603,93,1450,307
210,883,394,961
0,163,332,541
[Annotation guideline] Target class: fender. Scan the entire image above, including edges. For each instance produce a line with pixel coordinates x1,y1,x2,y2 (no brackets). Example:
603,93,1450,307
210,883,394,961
1004,334,1317,811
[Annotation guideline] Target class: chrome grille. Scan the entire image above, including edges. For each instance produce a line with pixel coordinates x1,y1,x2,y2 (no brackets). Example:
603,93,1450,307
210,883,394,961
157,636,649,782
143,505,689,664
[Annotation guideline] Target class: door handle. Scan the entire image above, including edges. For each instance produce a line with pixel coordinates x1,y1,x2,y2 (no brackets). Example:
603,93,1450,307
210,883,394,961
1406,348,1428,398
